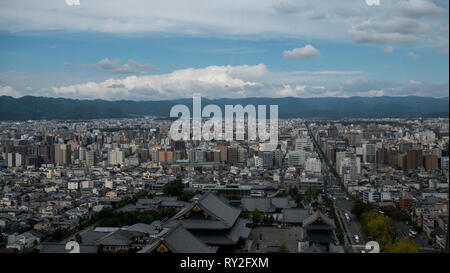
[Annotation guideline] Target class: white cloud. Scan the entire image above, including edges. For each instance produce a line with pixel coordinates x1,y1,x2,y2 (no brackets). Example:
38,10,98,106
283,45,321,60
0,85,22,98
272,2,302,14
0,0,446,54
34,64,445,100
348,18,427,44
48,64,369,100
383,46,395,53
52,64,265,100
66,58,159,74
65,0,80,6
395,0,446,17
365,0,380,6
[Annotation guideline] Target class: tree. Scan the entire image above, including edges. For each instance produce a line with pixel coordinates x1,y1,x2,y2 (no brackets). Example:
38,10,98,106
351,200,375,218
288,186,298,198
179,191,198,202
240,209,250,219
360,209,396,252
387,237,419,253
262,215,274,225
162,179,184,196
252,209,261,224
75,233,82,244
304,187,319,202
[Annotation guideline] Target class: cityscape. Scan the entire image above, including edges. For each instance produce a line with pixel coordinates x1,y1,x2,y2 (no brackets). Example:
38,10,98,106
0,0,448,262
0,116,448,253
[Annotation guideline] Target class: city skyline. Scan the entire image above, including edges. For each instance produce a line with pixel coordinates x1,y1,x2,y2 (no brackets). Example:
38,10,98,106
0,0,449,100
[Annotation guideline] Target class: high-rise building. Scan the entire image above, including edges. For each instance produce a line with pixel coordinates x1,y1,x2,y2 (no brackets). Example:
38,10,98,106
273,149,283,167
362,143,377,164
158,149,174,163
86,150,95,167
295,138,312,151
424,154,438,170
217,145,228,162
288,151,306,167
108,149,124,165
262,151,274,169
7,152,23,167
407,149,423,170
305,157,321,173
388,149,399,167
54,144,71,166
238,147,247,163
227,147,239,164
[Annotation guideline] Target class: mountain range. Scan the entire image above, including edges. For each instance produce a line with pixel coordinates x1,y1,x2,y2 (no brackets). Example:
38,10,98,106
0,95,448,121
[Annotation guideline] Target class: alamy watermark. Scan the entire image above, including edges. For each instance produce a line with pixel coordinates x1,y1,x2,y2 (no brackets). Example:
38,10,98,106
169,97,279,150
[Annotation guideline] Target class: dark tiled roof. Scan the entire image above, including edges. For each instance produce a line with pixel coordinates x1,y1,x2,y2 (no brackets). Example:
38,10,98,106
302,211,335,228
241,198,275,213
80,230,109,245
96,229,144,246
241,197,296,213
138,223,217,253
126,222,162,235
171,191,241,230
189,218,251,245
281,208,310,224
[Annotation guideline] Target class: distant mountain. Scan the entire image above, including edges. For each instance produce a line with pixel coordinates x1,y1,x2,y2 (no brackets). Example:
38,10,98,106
0,95,448,121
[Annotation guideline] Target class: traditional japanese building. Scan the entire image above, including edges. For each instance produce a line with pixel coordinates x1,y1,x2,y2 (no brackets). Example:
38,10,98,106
298,210,338,252
137,222,217,253
168,191,251,251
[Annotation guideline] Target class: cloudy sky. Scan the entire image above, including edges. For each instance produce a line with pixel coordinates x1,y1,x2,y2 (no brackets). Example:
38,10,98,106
0,0,448,100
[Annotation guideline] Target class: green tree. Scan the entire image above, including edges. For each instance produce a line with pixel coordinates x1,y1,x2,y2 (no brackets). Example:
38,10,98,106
262,215,274,225
305,187,319,202
252,209,261,224
162,179,184,196
240,209,250,219
75,233,82,244
386,237,420,253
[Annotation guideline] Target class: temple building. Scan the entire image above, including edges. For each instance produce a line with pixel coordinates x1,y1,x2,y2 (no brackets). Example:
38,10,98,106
137,222,217,253
168,191,251,251
298,210,339,253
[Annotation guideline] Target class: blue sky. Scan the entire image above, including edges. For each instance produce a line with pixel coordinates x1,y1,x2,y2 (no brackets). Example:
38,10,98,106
0,0,448,100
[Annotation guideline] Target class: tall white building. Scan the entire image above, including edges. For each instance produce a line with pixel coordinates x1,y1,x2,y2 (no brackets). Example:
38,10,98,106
295,138,312,151
7,153,23,167
305,157,321,173
108,149,124,165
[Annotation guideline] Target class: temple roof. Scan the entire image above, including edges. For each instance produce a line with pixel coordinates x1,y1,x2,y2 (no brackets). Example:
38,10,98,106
302,210,335,228
138,223,217,253
96,229,144,246
171,191,241,230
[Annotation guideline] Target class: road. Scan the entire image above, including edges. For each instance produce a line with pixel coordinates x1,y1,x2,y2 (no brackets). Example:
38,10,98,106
391,220,436,253
308,126,366,253
60,223,96,244
308,124,436,253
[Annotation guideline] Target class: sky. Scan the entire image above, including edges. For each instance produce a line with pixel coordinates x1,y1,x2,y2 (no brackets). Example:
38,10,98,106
0,0,448,100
